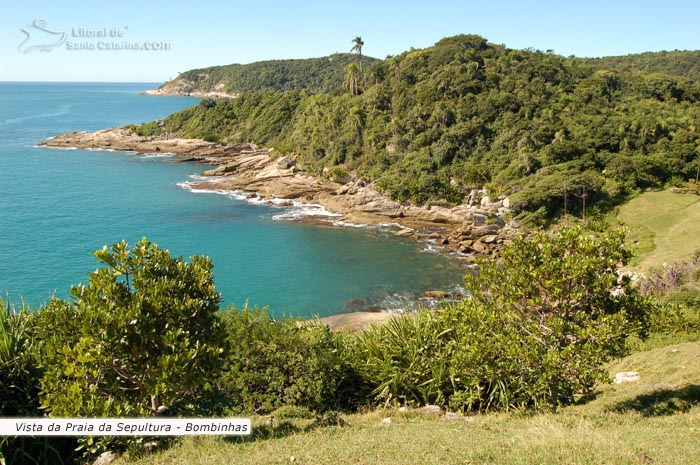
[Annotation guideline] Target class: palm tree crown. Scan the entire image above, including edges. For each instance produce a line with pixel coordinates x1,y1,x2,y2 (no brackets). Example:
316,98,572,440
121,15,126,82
351,36,365,87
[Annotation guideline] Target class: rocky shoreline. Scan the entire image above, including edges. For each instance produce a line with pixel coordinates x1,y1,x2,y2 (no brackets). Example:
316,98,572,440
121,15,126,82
39,128,522,262
142,79,238,99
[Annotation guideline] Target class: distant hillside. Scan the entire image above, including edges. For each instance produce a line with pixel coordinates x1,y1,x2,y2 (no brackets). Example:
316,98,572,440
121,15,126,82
134,35,700,226
585,50,700,82
149,53,381,96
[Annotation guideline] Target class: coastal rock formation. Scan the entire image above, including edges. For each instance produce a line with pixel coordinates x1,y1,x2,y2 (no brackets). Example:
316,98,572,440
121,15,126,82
39,129,519,259
142,78,238,99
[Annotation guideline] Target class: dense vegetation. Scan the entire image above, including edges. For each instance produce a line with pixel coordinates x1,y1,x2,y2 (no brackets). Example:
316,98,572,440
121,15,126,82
6,227,698,463
584,50,700,82
134,35,700,226
351,226,651,410
161,53,381,95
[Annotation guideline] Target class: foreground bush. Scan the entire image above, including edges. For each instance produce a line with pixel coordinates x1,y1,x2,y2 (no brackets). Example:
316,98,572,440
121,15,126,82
33,239,226,458
350,226,653,411
1,299,78,465
1,299,39,417
350,311,455,407
218,307,357,414
638,251,700,335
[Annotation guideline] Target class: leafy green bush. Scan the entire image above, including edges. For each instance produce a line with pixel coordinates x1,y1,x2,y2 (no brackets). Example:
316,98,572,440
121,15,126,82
640,251,700,333
33,239,226,458
218,307,357,414
450,226,651,410
649,303,700,334
1,299,78,465
347,226,653,412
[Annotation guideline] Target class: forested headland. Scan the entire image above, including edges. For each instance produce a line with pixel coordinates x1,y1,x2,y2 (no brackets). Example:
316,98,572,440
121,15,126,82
136,34,700,226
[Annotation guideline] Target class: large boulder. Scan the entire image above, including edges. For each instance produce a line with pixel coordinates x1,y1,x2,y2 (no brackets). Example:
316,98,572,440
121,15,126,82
276,155,295,169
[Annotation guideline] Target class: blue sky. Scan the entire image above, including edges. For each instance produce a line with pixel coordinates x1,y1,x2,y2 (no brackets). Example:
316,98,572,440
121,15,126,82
1,0,698,82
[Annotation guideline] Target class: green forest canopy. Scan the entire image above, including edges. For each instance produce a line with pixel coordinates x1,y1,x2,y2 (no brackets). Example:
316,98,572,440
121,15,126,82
135,35,700,226
163,53,381,94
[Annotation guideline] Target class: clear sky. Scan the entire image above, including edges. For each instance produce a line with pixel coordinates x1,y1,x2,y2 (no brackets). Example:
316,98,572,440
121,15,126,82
1,0,698,82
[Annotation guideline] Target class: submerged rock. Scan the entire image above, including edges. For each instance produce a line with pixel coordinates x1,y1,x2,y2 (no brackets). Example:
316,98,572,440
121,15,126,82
343,298,368,312
420,290,450,299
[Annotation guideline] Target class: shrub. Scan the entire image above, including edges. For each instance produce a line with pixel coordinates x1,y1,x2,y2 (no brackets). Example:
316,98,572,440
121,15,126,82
449,226,651,410
649,303,700,334
218,307,357,414
347,226,653,411
0,299,39,417
1,299,78,465
349,313,455,407
33,239,226,458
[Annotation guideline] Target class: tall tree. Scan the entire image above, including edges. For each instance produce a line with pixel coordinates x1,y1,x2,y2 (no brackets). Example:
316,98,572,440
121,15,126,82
344,63,361,96
351,36,365,87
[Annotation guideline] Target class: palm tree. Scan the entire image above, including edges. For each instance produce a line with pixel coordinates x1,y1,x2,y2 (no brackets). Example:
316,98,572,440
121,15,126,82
351,36,365,87
344,63,361,96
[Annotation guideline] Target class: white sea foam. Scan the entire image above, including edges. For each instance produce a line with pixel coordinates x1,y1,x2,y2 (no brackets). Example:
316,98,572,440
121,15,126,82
178,184,249,201
139,152,177,159
177,175,351,224
272,201,342,221
373,292,417,314
331,220,366,228
184,174,218,183
421,243,445,254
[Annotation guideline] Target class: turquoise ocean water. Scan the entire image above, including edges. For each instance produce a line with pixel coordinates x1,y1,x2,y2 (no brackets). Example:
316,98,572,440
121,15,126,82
0,82,466,317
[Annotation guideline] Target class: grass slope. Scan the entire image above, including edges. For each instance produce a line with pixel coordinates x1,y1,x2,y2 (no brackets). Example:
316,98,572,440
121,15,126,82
615,190,700,269
115,342,700,465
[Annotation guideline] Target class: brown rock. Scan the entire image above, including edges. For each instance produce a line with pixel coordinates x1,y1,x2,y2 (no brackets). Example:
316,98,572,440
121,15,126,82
472,240,491,254
481,234,498,244
472,224,501,236
420,291,450,299
393,228,414,237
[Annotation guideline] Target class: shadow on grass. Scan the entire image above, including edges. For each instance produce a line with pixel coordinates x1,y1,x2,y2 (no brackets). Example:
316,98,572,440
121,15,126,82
610,384,700,417
224,411,348,444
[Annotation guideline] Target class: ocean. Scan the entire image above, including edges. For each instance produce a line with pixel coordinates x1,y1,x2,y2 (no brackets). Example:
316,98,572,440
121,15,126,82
0,82,466,318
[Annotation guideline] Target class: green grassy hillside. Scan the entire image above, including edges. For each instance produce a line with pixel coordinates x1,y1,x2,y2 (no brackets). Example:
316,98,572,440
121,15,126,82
114,341,700,465
615,189,700,269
